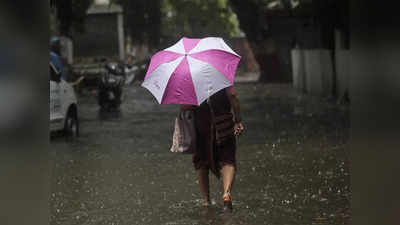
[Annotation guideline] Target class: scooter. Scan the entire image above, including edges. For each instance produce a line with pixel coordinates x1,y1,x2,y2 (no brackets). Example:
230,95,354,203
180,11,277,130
98,62,125,111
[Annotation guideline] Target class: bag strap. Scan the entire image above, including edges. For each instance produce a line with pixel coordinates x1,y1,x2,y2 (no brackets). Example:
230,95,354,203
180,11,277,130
208,98,221,144
207,98,215,123
208,97,235,144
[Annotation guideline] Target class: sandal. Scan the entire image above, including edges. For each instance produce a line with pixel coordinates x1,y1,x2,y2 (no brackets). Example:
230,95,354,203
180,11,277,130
222,194,233,212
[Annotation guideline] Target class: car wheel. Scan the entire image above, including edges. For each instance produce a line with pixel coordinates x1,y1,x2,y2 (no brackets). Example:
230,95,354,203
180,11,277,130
64,107,79,137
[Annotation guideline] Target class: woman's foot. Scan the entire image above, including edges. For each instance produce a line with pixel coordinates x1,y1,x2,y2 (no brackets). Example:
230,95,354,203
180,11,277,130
202,200,210,207
222,194,233,212
202,197,211,207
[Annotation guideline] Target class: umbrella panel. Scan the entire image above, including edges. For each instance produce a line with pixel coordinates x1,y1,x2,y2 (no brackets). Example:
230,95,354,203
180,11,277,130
190,49,240,84
142,37,241,105
161,57,198,105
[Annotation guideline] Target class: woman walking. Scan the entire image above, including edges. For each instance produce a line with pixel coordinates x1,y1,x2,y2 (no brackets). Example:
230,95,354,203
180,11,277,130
182,86,244,211
141,36,243,211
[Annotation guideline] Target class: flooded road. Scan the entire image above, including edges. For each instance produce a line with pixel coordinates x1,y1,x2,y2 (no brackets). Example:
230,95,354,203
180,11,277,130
50,82,350,225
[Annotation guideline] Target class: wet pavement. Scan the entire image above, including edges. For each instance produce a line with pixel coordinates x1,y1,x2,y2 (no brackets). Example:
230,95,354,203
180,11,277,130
50,82,350,225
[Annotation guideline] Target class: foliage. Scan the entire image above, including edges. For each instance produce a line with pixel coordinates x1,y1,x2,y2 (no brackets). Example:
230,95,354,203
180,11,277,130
50,0,94,36
51,0,240,49
114,0,240,49
160,0,241,45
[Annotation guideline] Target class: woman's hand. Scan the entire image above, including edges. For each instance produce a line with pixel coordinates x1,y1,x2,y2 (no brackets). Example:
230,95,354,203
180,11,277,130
234,122,244,136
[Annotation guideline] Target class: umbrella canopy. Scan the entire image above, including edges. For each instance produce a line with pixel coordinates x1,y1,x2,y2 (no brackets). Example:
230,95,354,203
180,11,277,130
142,37,241,105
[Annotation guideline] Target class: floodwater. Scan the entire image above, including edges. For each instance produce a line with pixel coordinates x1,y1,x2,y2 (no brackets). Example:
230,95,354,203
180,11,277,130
50,82,350,225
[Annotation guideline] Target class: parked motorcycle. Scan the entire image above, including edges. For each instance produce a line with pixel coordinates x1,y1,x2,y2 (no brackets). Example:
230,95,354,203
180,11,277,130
98,62,125,111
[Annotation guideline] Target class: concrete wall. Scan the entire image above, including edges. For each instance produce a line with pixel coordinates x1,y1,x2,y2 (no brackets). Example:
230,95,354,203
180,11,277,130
261,16,323,82
291,49,334,96
292,29,351,98
291,49,306,92
266,17,320,82
335,50,349,99
335,30,350,99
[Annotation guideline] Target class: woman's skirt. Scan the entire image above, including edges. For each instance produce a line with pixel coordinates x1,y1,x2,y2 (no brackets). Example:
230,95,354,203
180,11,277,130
192,103,236,178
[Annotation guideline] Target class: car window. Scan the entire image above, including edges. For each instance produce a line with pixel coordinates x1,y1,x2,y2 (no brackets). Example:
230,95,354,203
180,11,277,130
50,62,60,82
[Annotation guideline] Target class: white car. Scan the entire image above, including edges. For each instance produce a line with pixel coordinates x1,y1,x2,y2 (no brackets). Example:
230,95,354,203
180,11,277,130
50,62,79,136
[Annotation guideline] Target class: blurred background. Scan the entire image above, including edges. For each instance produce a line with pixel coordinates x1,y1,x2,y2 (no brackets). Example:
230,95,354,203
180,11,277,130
50,0,349,99
47,1,354,225
1,0,400,225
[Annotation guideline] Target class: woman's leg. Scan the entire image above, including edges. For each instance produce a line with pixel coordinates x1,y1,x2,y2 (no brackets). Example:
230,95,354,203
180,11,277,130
221,164,235,198
197,168,210,205
221,164,235,211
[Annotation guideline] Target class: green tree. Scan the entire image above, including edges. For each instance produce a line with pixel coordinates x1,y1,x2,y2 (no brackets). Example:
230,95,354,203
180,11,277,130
115,0,239,50
161,0,240,44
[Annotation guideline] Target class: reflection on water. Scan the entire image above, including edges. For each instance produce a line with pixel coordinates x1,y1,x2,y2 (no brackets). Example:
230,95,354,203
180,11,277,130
50,83,350,225
98,109,122,121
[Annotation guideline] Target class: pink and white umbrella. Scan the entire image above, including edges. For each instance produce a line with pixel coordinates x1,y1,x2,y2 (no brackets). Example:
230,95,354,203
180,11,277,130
142,37,241,105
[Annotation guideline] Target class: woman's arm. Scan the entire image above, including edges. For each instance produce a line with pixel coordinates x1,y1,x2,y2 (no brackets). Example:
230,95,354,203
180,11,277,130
226,87,244,135
226,87,241,123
